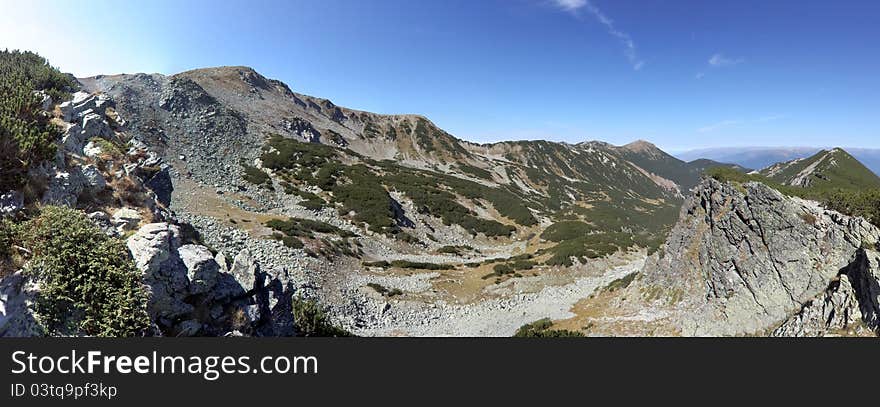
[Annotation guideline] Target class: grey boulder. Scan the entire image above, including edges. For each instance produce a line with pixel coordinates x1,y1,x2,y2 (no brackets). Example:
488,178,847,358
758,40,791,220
178,244,219,295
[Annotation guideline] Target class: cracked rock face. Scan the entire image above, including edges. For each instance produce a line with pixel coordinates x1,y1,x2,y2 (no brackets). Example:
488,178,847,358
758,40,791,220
178,244,219,295
125,223,298,336
637,178,880,336
126,223,192,322
0,272,41,337
773,274,863,337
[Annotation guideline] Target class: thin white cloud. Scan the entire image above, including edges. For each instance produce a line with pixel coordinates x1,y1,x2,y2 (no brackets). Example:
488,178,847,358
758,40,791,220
551,0,645,70
756,114,787,122
552,0,588,12
698,120,742,133
708,53,744,67
695,72,705,80
698,115,787,133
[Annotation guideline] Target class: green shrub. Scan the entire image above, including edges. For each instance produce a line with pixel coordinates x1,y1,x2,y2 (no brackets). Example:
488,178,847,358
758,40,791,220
241,164,270,185
603,272,638,293
509,253,534,261
544,233,628,266
362,260,390,268
391,229,420,244
493,263,514,275
0,219,12,257
457,164,493,180
265,217,354,238
0,219,15,277
822,189,880,226
389,260,455,270
1,50,74,191
258,135,536,236
705,166,763,184
291,296,352,337
482,257,505,265
513,318,584,337
282,236,304,249
89,137,124,160
293,190,325,210
511,260,536,271
366,282,403,297
437,245,472,255
21,206,150,336
540,221,596,242
261,134,336,171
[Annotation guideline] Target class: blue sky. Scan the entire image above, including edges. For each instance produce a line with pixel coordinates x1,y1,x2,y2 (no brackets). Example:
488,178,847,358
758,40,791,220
1,0,878,150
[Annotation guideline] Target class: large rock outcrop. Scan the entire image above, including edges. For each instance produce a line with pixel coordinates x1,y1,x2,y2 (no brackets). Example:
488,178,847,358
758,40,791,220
125,222,299,336
635,178,880,336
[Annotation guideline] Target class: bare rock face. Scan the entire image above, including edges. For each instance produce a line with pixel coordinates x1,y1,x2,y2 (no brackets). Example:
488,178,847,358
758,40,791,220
112,207,142,232
81,112,112,140
81,164,107,192
41,169,86,207
636,178,880,336
126,223,192,323
60,91,114,123
229,249,258,290
846,249,880,328
178,244,219,295
0,272,41,337
772,274,862,336
125,223,298,336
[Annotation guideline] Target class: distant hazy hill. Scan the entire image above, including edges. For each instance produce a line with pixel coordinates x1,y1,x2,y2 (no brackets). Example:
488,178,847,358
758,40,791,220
675,146,880,176
613,140,745,191
675,147,822,171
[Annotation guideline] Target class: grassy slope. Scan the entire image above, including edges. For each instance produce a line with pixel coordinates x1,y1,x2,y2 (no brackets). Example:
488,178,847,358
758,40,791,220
615,142,745,191
761,148,880,192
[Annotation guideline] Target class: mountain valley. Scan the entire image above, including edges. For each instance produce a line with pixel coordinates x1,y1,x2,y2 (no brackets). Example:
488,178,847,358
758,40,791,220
3,51,880,337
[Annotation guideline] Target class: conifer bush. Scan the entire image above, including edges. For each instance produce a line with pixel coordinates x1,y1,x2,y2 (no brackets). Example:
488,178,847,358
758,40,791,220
21,206,150,337
0,50,75,191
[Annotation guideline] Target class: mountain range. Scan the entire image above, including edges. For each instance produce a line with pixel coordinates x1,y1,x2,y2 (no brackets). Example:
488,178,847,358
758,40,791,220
3,51,880,337
676,146,880,176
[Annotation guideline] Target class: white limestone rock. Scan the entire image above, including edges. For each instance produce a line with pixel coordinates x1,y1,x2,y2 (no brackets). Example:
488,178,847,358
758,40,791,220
81,164,107,192
41,169,85,207
83,141,103,158
178,244,220,295
126,223,192,321
112,208,142,232
0,272,42,337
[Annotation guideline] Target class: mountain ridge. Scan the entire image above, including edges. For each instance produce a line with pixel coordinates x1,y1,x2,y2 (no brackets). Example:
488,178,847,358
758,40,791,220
758,148,880,190
677,146,880,176
5,52,880,338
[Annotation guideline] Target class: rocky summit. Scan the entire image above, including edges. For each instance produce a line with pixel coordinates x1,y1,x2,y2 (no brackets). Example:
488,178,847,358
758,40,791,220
2,50,880,337
557,178,880,337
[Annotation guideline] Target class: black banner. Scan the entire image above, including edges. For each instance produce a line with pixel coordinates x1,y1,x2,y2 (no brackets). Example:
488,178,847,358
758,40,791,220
1,338,876,405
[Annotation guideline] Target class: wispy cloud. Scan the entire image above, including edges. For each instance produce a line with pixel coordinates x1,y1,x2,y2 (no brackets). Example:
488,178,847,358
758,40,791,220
698,120,742,133
695,72,706,80
756,114,787,123
552,0,588,13
550,0,645,70
698,115,787,133
708,53,744,67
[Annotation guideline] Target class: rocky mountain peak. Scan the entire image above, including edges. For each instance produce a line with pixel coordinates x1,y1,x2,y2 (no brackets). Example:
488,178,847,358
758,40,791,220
622,139,660,155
